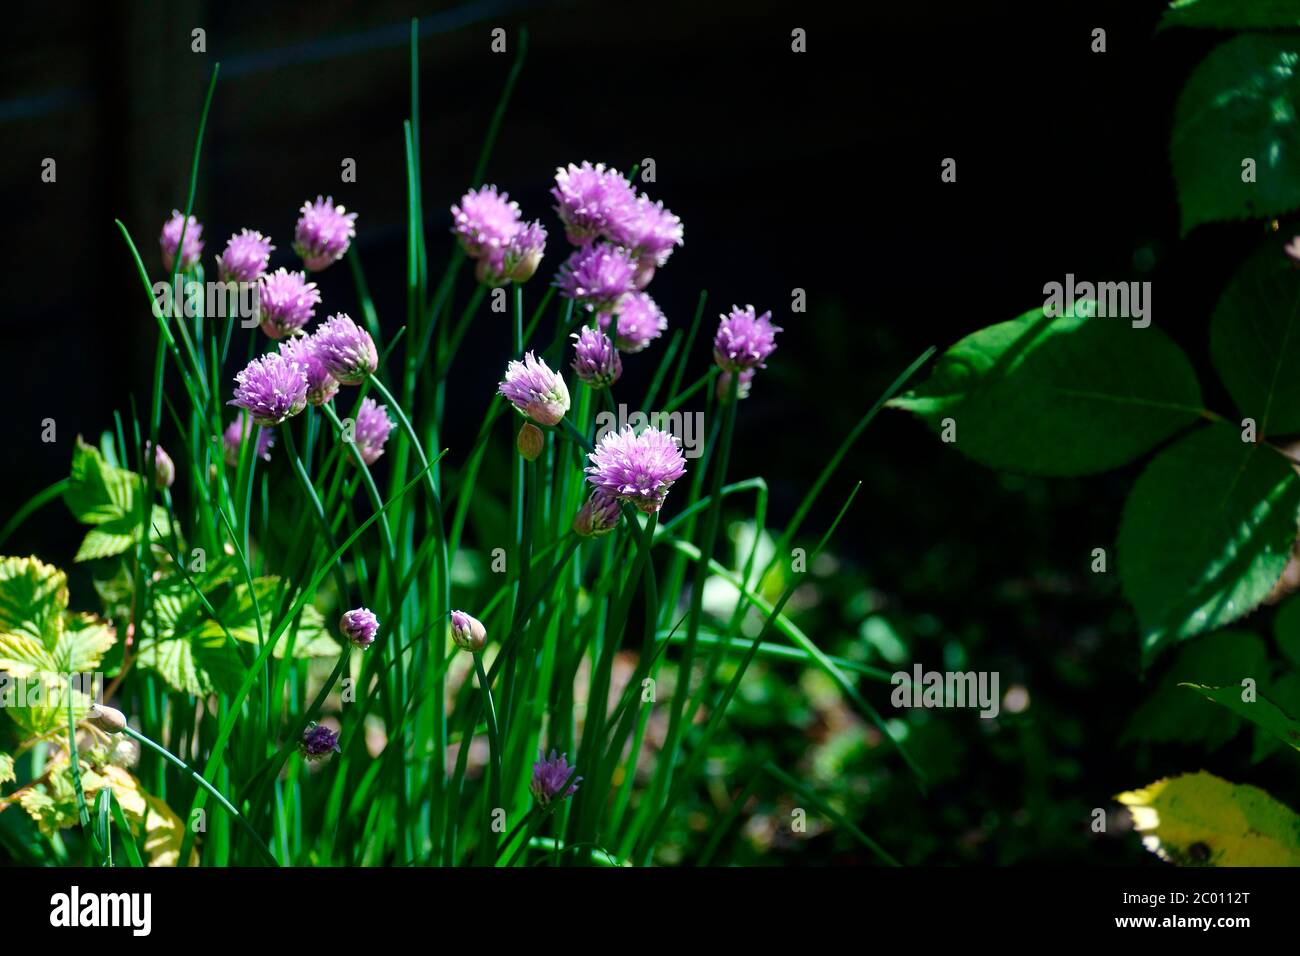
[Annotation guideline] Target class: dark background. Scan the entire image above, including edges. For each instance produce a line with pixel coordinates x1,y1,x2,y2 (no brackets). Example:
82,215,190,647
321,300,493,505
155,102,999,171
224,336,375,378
2,0,1284,863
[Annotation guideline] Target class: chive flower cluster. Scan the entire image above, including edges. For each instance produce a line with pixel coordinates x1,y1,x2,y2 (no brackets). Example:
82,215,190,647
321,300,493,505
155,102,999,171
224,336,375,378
451,185,548,286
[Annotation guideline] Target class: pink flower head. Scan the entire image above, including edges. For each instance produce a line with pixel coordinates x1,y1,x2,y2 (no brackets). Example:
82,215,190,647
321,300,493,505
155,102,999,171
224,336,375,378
530,750,581,805
313,313,378,385
501,220,548,283
713,305,781,372
556,243,638,313
352,397,395,465
451,185,521,261
1286,236,1300,263
223,413,276,466
340,608,380,650
586,425,687,514
293,195,357,271
257,267,321,339
450,609,488,652
278,336,338,406
216,229,275,283
552,162,638,246
599,292,667,353
499,351,570,426
570,327,622,388
160,210,204,273
229,352,308,427
610,194,683,279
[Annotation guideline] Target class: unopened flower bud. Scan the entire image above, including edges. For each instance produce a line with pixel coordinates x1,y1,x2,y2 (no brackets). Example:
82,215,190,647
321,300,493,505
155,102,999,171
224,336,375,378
517,423,544,461
450,610,487,652
87,703,127,735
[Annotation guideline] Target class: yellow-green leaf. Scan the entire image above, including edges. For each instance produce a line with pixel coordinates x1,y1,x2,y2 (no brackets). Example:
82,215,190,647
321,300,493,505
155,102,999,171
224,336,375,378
1116,770,1300,865
54,612,116,673
0,752,14,786
0,555,68,649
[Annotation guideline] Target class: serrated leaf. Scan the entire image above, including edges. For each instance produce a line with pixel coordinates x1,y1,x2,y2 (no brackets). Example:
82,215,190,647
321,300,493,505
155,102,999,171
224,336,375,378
1118,423,1300,663
135,633,245,697
53,612,116,673
196,577,336,659
0,752,13,786
64,438,138,525
0,632,57,678
141,791,196,866
1172,34,1300,232
888,305,1201,476
1209,241,1300,437
1116,771,1300,865
1184,681,1300,752
0,555,67,649
1252,673,1300,760
1124,629,1267,749
1160,0,1300,30
74,506,170,563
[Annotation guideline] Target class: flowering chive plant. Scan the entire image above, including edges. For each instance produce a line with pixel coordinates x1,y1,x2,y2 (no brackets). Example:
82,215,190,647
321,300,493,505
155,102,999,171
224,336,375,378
0,28,923,870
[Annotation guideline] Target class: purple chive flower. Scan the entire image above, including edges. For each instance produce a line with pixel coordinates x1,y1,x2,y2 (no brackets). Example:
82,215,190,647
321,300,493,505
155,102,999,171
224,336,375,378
530,750,582,805
501,220,548,283
552,162,637,246
257,267,322,339
451,184,521,261
610,194,683,284
300,723,341,760
293,195,357,271
599,292,667,353
556,243,638,313
229,352,309,426
278,336,339,406
313,313,378,385
450,610,487,652
717,368,756,402
223,413,276,466
573,489,622,537
1287,237,1300,263
160,210,203,273
352,397,395,465
585,426,687,514
713,305,782,372
215,229,274,283
499,351,571,426
339,608,379,650
570,327,622,388
145,442,175,490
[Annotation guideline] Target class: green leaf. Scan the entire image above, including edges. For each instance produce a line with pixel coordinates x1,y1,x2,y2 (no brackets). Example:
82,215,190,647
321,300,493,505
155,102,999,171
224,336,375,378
888,305,1201,476
1184,681,1300,752
64,438,138,525
0,555,67,649
135,633,245,697
1161,0,1300,30
1274,593,1300,670
1124,629,1267,749
53,612,116,673
1118,423,1300,663
1172,34,1300,232
0,752,13,786
1209,241,1300,437
1116,771,1300,865
195,578,336,659
1251,673,1300,760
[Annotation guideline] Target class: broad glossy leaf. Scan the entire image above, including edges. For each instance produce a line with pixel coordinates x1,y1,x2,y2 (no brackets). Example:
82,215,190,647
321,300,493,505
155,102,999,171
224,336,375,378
1116,771,1300,865
1173,34,1300,231
1273,592,1300,670
888,305,1201,476
1161,0,1300,30
1209,241,1300,437
1184,681,1300,751
1118,423,1300,663
1124,629,1267,749
64,438,137,525
135,633,245,697
1252,673,1300,760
